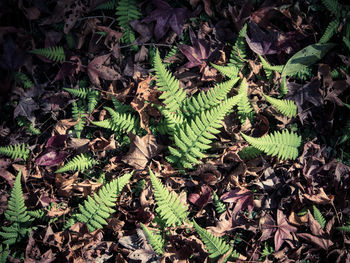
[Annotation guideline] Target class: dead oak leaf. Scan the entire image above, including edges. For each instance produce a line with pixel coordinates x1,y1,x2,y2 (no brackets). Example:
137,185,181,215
87,53,120,86
122,134,163,170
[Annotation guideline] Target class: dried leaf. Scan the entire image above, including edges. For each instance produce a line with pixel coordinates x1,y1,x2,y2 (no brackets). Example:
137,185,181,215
87,54,121,86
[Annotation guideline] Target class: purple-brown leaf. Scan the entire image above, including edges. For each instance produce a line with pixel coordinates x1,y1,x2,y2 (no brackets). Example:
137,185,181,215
221,188,254,218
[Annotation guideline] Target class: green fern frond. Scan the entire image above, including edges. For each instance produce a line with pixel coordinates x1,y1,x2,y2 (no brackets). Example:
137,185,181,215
30,46,65,63
140,223,165,255
262,93,297,117
166,98,237,169
95,0,117,10
0,143,29,161
213,192,226,214
336,225,350,232
181,78,240,117
238,146,263,160
161,109,184,135
344,36,350,51
164,45,179,64
229,24,247,69
258,55,284,79
293,66,313,80
319,20,339,43
56,153,98,173
13,72,33,89
116,0,141,45
154,49,186,112
0,171,32,245
111,97,135,113
28,209,46,220
313,205,326,229
193,220,231,258
65,87,99,114
88,90,99,114
75,172,132,232
104,107,140,134
149,168,189,226
72,101,87,139
64,87,90,98
232,78,254,123
280,76,288,97
321,0,342,17
0,244,9,263
211,63,239,79
241,130,301,160
17,117,40,135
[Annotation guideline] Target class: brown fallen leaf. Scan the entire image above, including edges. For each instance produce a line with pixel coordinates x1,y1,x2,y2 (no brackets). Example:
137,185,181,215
87,53,121,86
303,187,333,205
122,134,163,170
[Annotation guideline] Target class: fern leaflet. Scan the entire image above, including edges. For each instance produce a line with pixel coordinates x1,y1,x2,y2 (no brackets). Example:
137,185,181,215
232,78,254,123
74,172,132,232
319,20,339,43
193,220,231,258
241,130,301,160
321,0,342,17
229,24,247,69
258,55,284,79
17,117,40,135
213,192,226,214
149,168,189,226
238,146,263,160
211,63,239,79
280,76,288,97
154,49,186,113
0,143,29,161
140,223,165,255
116,0,141,45
0,245,9,263
0,171,32,245
104,107,140,134
72,101,87,139
56,153,98,173
262,93,297,117
13,72,33,89
336,225,350,232
313,205,326,229
30,46,65,62
95,0,117,10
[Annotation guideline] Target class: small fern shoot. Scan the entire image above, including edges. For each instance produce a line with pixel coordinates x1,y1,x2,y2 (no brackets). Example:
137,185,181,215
149,168,189,226
71,101,87,139
74,171,133,232
229,24,248,69
140,223,165,255
64,87,100,114
336,225,350,232
154,49,186,113
258,55,284,80
116,0,141,45
0,171,32,245
13,72,33,89
17,117,40,135
213,192,226,215
232,78,254,123
193,220,232,259
30,46,65,62
262,93,297,117
0,143,30,161
56,153,98,173
241,130,301,160
0,245,9,263
95,0,117,10
313,205,326,229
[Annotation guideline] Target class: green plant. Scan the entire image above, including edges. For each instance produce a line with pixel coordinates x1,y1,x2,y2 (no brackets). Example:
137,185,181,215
29,46,65,63
319,20,340,44
64,87,100,114
321,0,342,17
17,117,40,135
213,192,226,215
56,153,98,173
312,205,326,229
232,78,254,123
238,146,262,160
228,24,248,70
71,100,87,138
13,72,33,89
262,93,297,118
241,130,301,160
140,223,166,255
0,171,33,245
71,171,132,232
258,55,284,80
211,63,239,79
0,143,30,161
259,242,274,261
0,245,9,263
149,168,189,227
116,0,141,45
95,0,117,10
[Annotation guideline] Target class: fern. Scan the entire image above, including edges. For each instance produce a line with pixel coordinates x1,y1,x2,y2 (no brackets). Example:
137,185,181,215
17,117,40,135
0,143,29,161
238,146,262,160
166,98,237,169
88,90,99,114
336,225,350,232
72,101,86,139
116,0,141,45
0,245,9,263
65,87,99,114
229,24,247,69
181,78,240,117
211,63,239,79
73,172,132,232
140,223,165,255
56,153,98,173
241,130,301,160
262,93,297,117
161,109,184,135
64,87,90,98
28,209,46,220
111,97,134,113
149,168,189,226
154,49,186,113
30,46,65,63
193,220,231,259
103,107,140,134
258,55,284,80
232,78,254,123
213,192,226,215
95,0,117,10
164,45,179,65
0,171,32,245
13,72,33,89
280,76,288,97
319,20,339,43
321,0,342,17
313,205,326,229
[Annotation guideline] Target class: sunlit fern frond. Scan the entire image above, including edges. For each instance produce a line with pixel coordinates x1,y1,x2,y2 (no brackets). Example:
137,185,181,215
238,146,263,160
229,24,247,69
72,101,87,139
313,205,326,229
116,0,141,45
262,93,297,117
0,143,30,161
232,78,254,123
211,63,239,79
213,192,226,215
258,55,284,80
30,46,65,63
104,107,140,134
140,223,166,255
56,153,98,173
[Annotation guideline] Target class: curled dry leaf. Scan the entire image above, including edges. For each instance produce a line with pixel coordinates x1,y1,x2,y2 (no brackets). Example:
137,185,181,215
87,53,121,86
